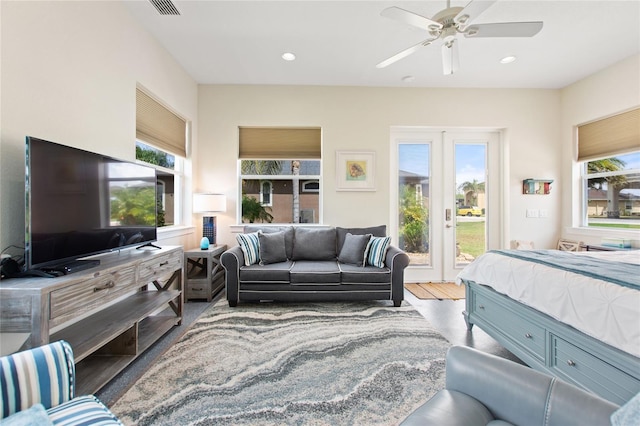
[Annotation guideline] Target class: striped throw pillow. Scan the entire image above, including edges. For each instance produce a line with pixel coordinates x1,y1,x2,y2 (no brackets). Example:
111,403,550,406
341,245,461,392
365,236,391,268
236,232,261,266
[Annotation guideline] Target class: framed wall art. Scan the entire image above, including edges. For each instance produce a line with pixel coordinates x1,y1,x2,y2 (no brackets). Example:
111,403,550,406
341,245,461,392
335,150,376,191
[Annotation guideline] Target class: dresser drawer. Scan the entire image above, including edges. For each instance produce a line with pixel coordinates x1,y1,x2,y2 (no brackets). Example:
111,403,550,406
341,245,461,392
474,292,546,361
138,250,182,283
50,265,137,321
550,336,639,403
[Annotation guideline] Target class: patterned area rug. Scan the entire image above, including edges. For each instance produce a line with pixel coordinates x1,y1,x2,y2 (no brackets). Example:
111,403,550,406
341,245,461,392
110,300,450,425
405,282,466,300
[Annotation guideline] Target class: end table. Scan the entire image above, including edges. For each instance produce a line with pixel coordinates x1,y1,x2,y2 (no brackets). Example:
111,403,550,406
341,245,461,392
184,245,227,302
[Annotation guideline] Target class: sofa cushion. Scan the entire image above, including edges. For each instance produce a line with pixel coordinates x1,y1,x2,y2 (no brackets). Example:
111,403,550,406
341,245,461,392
239,261,293,283
337,233,372,266
47,395,123,425
290,261,340,284
611,390,640,426
292,228,336,261
236,232,261,266
259,231,288,265
2,404,52,426
365,236,391,268
245,226,294,259
339,263,391,284
336,225,386,253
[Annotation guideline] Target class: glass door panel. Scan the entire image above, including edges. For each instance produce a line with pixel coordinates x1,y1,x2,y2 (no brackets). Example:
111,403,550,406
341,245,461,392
454,143,487,268
398,143,430,267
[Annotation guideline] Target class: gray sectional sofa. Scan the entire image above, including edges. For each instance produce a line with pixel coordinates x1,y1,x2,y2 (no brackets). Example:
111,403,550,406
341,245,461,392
220,225,409,307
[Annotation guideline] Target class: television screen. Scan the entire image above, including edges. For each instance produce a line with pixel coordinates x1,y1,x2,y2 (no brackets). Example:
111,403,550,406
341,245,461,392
25,136,158,272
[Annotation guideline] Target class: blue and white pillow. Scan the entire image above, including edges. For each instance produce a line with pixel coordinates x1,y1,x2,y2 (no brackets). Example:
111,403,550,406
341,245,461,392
236,232,261,266
365,236,391,268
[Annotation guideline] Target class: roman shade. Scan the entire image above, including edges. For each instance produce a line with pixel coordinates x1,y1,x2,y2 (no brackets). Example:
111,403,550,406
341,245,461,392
136,88,187,157
577,108,640,162
239,127,321,159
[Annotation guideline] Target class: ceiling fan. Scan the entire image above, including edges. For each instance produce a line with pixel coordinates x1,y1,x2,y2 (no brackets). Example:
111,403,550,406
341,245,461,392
376,0,543,75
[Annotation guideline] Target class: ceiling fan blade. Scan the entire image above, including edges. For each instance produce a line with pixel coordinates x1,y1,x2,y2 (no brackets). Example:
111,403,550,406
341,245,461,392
442,40,460,75
464,21,544,38
454,0,497,26
376,39,435,69
381,6,442,32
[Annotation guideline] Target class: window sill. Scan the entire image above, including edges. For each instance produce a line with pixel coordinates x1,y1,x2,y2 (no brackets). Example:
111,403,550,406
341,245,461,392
231,224,330,233
565,226,640,246
158,225,196,240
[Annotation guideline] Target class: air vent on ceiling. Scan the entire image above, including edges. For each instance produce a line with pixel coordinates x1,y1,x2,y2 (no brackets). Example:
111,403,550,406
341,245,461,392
148,0,180,16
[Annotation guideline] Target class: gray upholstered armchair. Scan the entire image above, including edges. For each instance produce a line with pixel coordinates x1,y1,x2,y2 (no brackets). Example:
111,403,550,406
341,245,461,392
401,346,623,426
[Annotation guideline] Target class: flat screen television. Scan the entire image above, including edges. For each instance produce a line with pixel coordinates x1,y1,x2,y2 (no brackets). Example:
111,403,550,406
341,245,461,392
25,136,158,274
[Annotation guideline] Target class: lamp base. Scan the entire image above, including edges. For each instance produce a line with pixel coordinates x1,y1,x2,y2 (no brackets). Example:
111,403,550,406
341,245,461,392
203,216,216,245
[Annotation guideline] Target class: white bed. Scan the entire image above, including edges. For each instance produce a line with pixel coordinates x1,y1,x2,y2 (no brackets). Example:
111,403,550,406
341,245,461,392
457,250,640,357
457,249,640,404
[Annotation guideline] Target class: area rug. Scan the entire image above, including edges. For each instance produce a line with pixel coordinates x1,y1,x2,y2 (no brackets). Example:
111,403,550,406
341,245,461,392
405,282,466,300
109,300,450,425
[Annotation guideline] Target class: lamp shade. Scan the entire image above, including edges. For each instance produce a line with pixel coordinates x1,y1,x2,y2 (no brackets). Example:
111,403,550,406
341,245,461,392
193,193,226,213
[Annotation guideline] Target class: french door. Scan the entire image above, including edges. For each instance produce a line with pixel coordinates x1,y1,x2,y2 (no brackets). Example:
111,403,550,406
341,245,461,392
391,128,501,283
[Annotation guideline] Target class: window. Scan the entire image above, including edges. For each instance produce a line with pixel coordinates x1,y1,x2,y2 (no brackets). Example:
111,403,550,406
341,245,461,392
260,181,273,206
578,108,640,230
136,87,187,228
238,126,322,224
240,160,321,224
302,181,320,193
583,152,640,228
136,141,184,227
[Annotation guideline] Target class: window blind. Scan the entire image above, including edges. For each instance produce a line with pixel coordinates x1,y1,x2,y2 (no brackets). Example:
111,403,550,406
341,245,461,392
136,88,187,157
239,127,321,159
577,108,640,162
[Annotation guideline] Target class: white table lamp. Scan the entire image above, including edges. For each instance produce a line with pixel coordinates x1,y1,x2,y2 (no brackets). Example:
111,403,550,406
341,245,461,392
193,193,226,249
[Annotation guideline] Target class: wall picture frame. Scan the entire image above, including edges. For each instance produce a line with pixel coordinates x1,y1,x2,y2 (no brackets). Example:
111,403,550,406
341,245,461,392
335,150,376,191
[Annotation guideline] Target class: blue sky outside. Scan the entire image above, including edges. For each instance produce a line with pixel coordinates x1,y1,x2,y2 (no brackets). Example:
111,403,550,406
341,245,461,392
399,143,486,194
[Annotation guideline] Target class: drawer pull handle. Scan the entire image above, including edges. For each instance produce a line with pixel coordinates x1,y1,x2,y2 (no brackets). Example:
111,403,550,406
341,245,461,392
94,281,115,292
478,304,485,310
159,261,169,267
525,333,532,339
567,360,576,367
193,287,203,291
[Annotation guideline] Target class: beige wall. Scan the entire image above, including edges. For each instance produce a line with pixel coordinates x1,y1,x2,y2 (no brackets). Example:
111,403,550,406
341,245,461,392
2,1,636,255
1,1,198,252
560,54,640,246
197,85,562,249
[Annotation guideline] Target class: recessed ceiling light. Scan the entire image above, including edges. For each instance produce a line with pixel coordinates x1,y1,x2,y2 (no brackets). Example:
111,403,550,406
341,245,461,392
402,75,415,82
500,56,517,64
282,52,296,61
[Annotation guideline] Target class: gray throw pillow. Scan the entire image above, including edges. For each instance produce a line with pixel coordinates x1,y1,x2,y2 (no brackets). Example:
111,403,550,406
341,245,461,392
258,231,288,265
338,233,372,266
245,226,295,259
292,228,337,260
336,225,386,253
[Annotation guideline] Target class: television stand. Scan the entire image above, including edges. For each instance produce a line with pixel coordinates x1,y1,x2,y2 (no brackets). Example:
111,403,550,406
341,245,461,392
137,242,162,250
45,259,101,275
0,246,183,394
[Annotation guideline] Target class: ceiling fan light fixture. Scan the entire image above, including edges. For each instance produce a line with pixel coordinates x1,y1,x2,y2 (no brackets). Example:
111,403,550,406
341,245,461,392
281,52,296,61
500,55,517,64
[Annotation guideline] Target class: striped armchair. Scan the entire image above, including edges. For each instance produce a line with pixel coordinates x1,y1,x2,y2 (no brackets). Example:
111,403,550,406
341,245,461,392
0,340,122,425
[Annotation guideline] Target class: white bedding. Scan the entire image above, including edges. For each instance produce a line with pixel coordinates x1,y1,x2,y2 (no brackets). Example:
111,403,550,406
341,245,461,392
456,250,640,358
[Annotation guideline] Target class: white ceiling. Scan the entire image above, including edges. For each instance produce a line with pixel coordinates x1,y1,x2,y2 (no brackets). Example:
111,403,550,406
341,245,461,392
123,0,640,89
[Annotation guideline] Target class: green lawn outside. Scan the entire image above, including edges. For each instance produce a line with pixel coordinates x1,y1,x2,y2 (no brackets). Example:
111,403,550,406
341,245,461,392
588,223,640,229
456,221,486,258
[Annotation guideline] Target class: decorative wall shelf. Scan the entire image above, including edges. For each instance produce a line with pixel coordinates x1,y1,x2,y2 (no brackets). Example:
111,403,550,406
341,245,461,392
523,179,553,195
